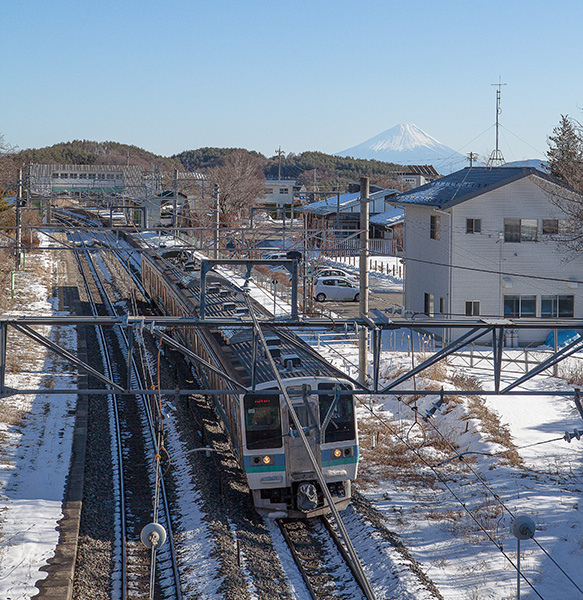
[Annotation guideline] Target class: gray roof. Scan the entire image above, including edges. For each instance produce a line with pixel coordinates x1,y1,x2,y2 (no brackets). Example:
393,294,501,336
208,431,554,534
390,166,557,209
370,205,405,227
297,188,399,216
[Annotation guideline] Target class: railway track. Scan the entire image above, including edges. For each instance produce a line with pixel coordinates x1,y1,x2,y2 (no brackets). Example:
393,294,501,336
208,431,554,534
278,516,374,600
70,228,182,599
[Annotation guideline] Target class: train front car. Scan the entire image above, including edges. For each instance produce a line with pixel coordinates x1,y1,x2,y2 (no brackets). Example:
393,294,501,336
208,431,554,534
243,377,358,519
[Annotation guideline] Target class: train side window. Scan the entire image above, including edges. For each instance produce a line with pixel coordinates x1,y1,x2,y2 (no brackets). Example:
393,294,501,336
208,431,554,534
244,393,282,449
318,383,355,443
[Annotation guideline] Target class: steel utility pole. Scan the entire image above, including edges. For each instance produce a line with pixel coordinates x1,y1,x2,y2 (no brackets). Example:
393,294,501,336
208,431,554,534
214,185,220,259
359,177,370,384
487,78,507,167
15,169,23,270
275,146,284,181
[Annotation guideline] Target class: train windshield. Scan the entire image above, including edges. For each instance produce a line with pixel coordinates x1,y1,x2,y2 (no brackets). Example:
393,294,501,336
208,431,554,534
318,383,355,443
244,393,283,449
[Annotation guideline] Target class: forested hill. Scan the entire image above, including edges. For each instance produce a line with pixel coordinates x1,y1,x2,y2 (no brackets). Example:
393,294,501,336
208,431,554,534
6,140,410,190
173,148,406,189
13,140,180,172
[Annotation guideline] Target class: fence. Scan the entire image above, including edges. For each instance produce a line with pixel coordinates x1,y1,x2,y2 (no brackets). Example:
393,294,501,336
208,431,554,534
323,238,398,257
447,345,583,377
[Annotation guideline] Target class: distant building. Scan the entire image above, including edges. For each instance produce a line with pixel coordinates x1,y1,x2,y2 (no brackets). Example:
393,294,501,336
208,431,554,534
28,164,145,196
397,165,440,188
259,179,306,216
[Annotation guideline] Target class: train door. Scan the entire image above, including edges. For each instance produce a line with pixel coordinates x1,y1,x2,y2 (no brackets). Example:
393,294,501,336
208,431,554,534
285,385,320,474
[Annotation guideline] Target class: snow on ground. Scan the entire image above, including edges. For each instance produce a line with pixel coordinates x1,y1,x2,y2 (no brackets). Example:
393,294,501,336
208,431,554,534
0,233,77,599
316,339,583,600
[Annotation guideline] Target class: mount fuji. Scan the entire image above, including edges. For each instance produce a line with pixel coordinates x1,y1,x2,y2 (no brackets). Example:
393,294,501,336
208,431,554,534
337,123,467,173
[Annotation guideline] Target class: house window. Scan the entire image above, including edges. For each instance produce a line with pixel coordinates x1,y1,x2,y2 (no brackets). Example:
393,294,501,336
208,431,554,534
465,301,480,316
266,188,274,194
542,219,558,234
79,173,87,179
466,218,481,234
541,295,574,318
59,173,68,179
439,297,446,314
504,219,538,242
69,173,78,179
424,292,434,317
52,173,59,179
504,295,536,317
279,188,289,194
542,219,572,234
430,215,440,240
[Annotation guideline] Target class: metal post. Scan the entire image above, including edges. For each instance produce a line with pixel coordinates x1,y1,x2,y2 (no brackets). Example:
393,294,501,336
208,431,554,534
126,324,134,391
214,185,220,259
517,538,521,599
172,168,178,231
16,169,22,270
290,260,298,320
359,177,370,384
0,322,6,395
273,280,277,316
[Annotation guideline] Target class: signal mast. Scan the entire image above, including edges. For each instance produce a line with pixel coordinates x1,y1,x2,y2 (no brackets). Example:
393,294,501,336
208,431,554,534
487,78,507,167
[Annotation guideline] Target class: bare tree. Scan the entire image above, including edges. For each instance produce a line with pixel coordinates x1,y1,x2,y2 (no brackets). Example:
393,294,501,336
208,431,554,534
208,151,266,226
0,134,18,197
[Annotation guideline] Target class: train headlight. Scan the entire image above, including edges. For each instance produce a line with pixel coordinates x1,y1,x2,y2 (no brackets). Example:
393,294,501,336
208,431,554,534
262,455,272,465
333,448,342,459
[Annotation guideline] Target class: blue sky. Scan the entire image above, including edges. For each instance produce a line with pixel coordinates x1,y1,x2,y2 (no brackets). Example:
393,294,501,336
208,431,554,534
2,0,582,163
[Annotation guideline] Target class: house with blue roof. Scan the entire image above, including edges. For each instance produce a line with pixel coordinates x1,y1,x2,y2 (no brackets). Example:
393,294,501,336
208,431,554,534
396,166,583,344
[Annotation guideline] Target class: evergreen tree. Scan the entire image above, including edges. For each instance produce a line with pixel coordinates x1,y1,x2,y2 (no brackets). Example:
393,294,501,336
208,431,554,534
546,114,583,184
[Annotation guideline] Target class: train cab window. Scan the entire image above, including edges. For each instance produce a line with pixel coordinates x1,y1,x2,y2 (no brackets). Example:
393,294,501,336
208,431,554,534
244,393,282,449
286,385,316,433
318,383,355,443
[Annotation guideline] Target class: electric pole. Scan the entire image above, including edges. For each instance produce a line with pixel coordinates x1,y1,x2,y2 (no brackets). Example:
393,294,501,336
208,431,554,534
275,146,284,181
214,184,220,259
467,152,479,167
359,177,370,385
15,169,22,270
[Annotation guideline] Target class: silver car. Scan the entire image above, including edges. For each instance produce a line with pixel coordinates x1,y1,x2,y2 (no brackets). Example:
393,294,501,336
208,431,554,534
314,276,360,302
314,268,358,282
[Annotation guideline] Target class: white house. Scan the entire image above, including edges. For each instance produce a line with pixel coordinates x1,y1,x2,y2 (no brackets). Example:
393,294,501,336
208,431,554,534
397,166,583,345
260,179,298,215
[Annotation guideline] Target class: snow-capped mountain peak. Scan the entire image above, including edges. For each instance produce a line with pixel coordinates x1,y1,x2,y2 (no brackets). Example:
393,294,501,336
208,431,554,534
337,123,466,173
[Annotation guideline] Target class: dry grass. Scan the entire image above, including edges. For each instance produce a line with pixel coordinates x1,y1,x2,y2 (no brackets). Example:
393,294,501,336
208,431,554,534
558,360,583,386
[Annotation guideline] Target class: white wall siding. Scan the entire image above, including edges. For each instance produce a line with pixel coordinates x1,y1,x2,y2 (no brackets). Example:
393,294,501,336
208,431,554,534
404,205,450,315
404,175,583,344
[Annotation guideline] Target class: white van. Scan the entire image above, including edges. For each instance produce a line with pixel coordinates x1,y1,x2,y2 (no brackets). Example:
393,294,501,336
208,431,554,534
314,276,360,302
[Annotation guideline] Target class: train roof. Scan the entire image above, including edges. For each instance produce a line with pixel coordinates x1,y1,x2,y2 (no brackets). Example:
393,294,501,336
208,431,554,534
141,250,351,388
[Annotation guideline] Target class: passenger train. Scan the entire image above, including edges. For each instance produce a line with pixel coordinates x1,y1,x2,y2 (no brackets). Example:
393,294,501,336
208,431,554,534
141,248,359,518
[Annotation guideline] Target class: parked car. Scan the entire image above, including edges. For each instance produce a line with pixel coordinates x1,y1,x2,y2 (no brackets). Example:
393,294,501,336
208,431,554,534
314,276,360,302
315,268,358,282
263,251,288,260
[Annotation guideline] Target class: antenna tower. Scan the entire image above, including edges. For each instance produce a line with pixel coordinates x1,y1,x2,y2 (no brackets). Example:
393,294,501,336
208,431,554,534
487,78,507,167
